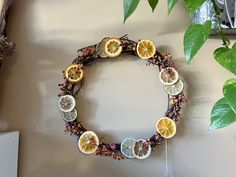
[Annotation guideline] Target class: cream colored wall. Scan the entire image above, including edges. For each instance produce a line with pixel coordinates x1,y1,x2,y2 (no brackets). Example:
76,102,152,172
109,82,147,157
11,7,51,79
0,0,236,177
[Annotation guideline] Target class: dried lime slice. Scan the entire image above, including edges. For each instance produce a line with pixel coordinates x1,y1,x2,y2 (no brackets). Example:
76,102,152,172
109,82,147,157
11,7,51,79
58,95,76,112
132,139,151,160
62,108,78,122
121,138,136,158
164,80,184,96
97,38,109,58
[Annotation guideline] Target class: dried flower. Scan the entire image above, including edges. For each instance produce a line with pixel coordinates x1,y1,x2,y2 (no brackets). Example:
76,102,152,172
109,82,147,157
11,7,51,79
0,35,15,66
96,144,125,160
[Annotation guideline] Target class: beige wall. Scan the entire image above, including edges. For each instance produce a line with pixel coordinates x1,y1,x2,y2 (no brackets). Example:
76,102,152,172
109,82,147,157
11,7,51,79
0,0,236,177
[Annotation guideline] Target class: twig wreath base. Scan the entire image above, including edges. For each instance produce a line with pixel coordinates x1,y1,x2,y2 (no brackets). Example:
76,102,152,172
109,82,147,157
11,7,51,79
58,35,186,160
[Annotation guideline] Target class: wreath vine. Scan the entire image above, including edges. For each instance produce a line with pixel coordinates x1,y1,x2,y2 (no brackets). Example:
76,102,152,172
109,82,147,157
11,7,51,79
58,35,186,160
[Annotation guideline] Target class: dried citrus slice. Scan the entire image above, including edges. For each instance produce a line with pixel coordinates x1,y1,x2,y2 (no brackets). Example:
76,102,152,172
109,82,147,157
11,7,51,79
78,131,99,154
136,40,156,60
156,117,176,139
58,95,76,112
96,37,109,58
164,80,184,96
65,64,83,83
159,67,179,85
132,139,151,160
62,108,78,122
121,138,136,158
104,38,122,57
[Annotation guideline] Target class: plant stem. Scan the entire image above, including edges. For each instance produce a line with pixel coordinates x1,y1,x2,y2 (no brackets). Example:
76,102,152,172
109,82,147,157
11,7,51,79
210,0,230,47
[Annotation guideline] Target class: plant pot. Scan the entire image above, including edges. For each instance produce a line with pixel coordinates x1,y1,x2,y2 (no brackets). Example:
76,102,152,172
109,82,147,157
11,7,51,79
192,0,236,34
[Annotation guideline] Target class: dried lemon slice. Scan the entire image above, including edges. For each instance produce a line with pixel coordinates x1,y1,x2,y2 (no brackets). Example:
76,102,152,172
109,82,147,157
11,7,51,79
132,139,151,160
156,117,176,139
159,67,179,85
78,131,99,154
104,38,122,57
58,95,76,112
164,80,184,96
65,64,83,83
136,40,156,60
121,138,136,158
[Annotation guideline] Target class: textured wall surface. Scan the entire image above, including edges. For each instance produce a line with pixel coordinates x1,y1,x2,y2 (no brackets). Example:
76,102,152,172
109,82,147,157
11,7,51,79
0,0,236,177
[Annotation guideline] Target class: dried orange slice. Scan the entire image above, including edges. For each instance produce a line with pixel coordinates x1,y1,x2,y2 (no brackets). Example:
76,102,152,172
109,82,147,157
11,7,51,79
136,40,156,60
159,67,179,85
65,64,83,83
104,38,122,57
78,131,99,154
58,95,76,112
132,139,151,159
156,117,176,139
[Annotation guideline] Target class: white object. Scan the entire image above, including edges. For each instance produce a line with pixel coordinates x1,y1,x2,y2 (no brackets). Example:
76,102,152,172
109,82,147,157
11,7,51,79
0,131,19,177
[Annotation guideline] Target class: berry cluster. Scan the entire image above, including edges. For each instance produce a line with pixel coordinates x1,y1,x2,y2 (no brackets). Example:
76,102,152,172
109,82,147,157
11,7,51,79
65,121,86,136
96,144,125,160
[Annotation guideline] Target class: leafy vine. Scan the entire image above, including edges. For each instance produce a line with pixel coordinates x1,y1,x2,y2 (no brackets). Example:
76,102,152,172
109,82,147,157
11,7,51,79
122,0,236,129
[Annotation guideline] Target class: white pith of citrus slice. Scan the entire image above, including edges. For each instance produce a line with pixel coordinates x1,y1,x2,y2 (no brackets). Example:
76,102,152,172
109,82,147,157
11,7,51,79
164,80,184,96
132,139,151,160
97,38,109,58
65,64,84,83
156,117,176,139
136,40,156,60
159,67,179,86
104,38,122,57
58,95,76,112
78,131,99,155
121,138,136,158
62,108,78,122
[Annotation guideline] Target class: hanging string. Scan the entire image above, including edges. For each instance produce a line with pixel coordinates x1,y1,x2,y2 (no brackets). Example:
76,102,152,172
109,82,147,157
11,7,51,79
164,95,170,177
164,139,169,177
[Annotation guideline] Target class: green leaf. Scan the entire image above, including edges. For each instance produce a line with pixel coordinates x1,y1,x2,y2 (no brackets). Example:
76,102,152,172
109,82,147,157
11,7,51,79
168,0,178,14
209,97,236,129
148,0,158,12
184,0,206,16
184,20,212,63
214,43,236,74
123,0,140,23
223,78,236,113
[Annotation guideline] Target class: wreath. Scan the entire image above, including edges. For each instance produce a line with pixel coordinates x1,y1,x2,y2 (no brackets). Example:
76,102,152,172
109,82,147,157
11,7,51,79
57,35,186,160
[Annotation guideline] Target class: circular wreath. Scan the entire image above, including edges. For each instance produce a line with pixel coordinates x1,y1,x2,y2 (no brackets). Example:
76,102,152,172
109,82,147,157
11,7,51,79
58,35,186,160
